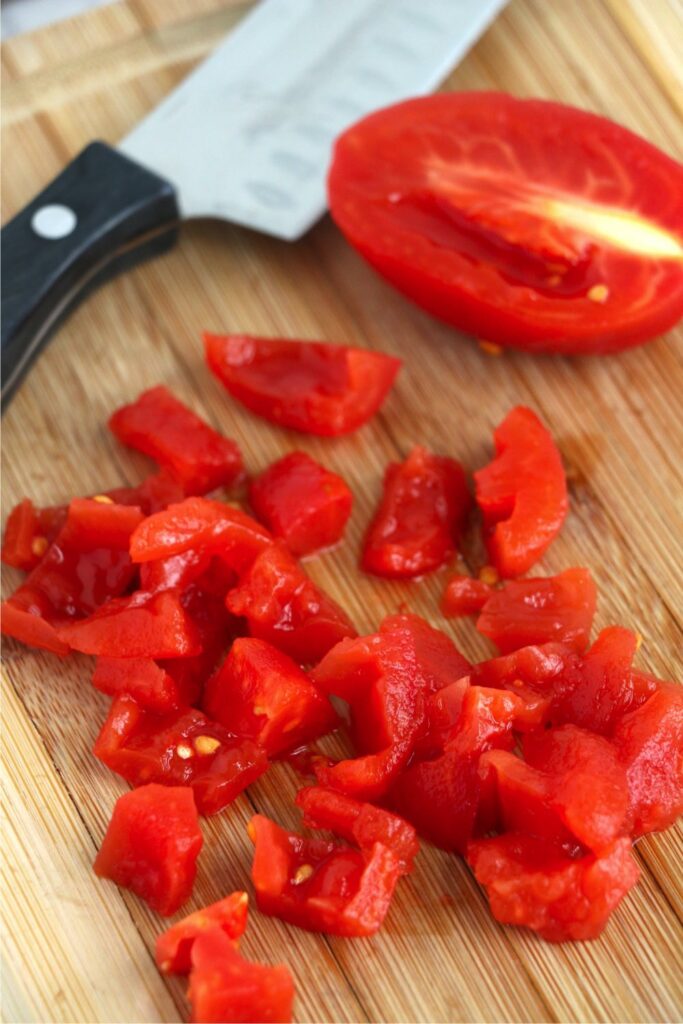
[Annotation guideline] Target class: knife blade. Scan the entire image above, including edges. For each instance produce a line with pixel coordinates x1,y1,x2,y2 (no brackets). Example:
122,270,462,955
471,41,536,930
1,0,507,403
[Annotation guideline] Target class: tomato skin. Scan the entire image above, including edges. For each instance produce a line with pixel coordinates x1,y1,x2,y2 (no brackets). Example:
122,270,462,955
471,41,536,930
1,499,39,570
476,568,597,653
202,638,338,757
362,446,471,579
226,542,356,664
94,696,268,815
93,657,190,713
474,407,568,578
328,92,683,355
612,685,683,836
94,784,203,916
249,814,403,937
467,835,639,941
156,892,249,974
109,386,243,495
1,499,144,655
204,333,401,436
188,926,294,1024
249,452,353,557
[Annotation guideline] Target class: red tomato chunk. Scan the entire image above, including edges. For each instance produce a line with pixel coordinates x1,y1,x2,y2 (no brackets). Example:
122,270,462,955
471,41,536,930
249,814,405,937
226,542,356,664
204,333,401,436
476,567,597,653
188,927,294,1024
94,696,267,815
362,446,470,578
328,92,683,355
203,638,338,757
474,407,568,578
1,499,144,656
249,452,353,556
467,834,639,942
156,891,249,974
442,575,493,617
109,386,243,495
311,613,471,800
94,784,203,916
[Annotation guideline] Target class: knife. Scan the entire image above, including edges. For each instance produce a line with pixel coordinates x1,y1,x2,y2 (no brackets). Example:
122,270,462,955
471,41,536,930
0,0,507,404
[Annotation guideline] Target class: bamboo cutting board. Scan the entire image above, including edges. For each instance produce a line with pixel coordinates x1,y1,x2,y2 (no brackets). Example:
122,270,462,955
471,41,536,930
2,2,682,1022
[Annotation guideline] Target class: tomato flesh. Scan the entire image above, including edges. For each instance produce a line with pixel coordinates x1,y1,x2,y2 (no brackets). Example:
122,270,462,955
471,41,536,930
202,638,338,757
188,926,294,1024
328,92,683,354
94,696,268,815
249,814,403,937
474,407,568,578
467,835,639,941
362,446,470,578
156,892,249,974
226,542,356,664
94,784,203,916
249,452,353,556
204,334,401,435
109,385,243,495
476,568,597,653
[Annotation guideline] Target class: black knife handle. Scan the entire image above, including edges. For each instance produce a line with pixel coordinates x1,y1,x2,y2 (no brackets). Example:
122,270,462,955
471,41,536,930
1,141,179,406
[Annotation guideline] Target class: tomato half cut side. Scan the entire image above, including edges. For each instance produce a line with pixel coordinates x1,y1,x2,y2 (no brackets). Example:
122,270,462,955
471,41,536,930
328,92,683,354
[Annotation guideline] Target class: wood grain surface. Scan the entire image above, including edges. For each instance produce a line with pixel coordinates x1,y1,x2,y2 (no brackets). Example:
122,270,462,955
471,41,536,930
2,1,682,1022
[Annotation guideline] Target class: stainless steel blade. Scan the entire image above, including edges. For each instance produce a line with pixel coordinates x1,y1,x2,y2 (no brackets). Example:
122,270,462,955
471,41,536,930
120,0,507,240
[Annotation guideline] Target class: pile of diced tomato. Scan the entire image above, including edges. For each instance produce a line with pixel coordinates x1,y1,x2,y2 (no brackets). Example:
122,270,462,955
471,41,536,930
2,335,680,1023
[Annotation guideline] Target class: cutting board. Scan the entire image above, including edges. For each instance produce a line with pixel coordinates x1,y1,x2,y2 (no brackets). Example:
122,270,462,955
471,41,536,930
2,1,682,1022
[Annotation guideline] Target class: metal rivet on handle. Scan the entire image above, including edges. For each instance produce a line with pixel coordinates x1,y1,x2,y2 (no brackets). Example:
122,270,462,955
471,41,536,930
31,204,78,240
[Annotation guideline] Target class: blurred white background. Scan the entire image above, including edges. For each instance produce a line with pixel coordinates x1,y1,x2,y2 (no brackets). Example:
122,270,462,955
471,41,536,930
2,0,111,37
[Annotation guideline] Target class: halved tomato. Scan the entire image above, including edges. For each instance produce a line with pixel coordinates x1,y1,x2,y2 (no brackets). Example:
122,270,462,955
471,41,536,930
328,93,683,354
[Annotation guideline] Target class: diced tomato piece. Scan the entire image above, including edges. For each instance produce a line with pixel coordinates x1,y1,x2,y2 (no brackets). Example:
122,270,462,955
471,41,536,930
295,786,419,871
94,696,268,815
1,499,39,570
188,926,294,1024
328,92,683,355
93,657,195,713
58,588,200,658
2,499,144,655
471,627,656,736
130,497,271,573
474,407,568,578
612,685,683,836
442,575,493,617
203,638,338,758
467,835,639,942
108,471,187,514
311,610,466,794
94,784,203,916
311,614,470,799
226,542,356,664
204,333,401,436
389,687,522,852
249,814,402,937
109,386,243,495
484,725,629,851
156,892,249,974
362,446,470,578
476,568,597,653
249,452,353,557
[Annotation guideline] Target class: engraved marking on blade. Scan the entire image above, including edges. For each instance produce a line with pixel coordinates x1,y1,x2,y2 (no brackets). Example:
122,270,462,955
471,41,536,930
271,150,317,178
246,182,295,209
